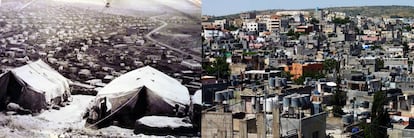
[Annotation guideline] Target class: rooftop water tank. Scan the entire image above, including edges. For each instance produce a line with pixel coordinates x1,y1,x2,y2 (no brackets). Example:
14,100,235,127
300,95,308,108
215,93,223,102
263,98,276,113
269,77,276,88
342,114,354,125
302,94,311,105
281,78,287,86
291,96,302,108
275,77,282,87
311,102,322,115
283,95,291,107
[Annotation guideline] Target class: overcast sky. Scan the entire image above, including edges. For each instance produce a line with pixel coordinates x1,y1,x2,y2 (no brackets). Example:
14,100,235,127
202,0,414,16
47,0,199,11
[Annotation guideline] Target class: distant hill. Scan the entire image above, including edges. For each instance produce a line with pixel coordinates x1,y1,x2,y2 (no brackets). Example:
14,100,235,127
212,5,414,19
323,5,414,18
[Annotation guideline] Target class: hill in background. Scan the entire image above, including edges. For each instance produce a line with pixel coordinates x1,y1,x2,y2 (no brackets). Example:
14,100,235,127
323,5,414,18
212,5,414,19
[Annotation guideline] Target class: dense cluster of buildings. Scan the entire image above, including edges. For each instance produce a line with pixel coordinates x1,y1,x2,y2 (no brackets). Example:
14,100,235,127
0,0,201,94
201,8,414,137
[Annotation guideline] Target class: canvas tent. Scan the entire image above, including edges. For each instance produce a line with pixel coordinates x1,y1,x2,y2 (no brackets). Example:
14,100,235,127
85,66,191,128
0,60,71,113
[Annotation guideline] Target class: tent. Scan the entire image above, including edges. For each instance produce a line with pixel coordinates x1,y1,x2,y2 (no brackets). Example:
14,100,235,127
0,60,71,113
85,66,191,128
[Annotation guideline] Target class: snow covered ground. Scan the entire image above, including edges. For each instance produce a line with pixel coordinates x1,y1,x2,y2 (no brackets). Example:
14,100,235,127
138,116,192,128
0,95,176,138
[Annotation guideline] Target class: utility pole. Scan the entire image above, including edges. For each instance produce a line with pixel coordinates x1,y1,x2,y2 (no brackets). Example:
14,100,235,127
298,107,302,138
264,85,267,137
264,69,270,136
272,102,280,138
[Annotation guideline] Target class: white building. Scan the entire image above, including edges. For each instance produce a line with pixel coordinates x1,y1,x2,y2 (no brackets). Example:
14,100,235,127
203,29,225,40
243,21,267,32
293,14,305,23
383,58,408,69
181,60,202,70
267,16,280,32
385,46,404,58
213,19,228,30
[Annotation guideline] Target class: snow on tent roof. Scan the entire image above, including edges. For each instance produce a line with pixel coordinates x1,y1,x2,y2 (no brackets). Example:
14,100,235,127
11,60,71,102
192,90,201,105
97,66,190,105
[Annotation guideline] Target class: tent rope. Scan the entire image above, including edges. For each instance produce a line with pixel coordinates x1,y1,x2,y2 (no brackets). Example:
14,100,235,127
86,91,140,128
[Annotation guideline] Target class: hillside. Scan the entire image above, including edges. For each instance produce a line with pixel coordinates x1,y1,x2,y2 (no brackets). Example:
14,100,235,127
213,5,414,19
323,5,414,18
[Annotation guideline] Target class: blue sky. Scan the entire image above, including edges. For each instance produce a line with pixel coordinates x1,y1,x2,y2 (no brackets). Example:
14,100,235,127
203,0,414,16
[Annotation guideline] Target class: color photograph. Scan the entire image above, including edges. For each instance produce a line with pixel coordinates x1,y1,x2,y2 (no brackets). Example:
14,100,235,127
202,0,414,137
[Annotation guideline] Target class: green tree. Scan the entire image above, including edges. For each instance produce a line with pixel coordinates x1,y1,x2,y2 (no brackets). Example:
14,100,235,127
310,18,320,24
286,29,300,40
370,45,383,50
323,59,338,73
375,58,384,71
228,25,239,31
364,91,390,138
331,72,347,117
293,76,305,85
281,71,293,80
404,26,412,32
403,41,409,58
354,27,363,35
323,57,346,116
404,25,413,32
332,17,351,24
332,105,345,117
287,29,301,40
204,57,230,79
287,29,295,36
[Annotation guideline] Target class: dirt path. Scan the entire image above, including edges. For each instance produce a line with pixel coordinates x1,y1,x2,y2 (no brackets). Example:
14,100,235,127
145,15,201,62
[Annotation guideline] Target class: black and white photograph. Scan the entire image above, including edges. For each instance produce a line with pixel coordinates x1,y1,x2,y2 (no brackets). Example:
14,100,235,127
0,0,202,137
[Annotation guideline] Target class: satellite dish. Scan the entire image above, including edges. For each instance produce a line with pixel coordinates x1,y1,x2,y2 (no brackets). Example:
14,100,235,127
326,82,337,87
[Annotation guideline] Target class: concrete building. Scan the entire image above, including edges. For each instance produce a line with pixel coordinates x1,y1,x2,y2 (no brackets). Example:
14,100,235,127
213,19,228,30
202,22,216,29
203,29,225,40
284,63,323,80
267,57,288,68
267,15,281,32
243,21,267,33
314,8,324,20
201,112,233,138
344,74,382,94
385,46,404,58
293,14,305,23
240,12,256,20
383,58,408,69
181,60,202,70
295,25,314,34
297,112,327,138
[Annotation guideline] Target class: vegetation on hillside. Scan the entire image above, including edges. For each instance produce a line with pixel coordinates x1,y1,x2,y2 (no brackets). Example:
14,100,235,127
212,6,414,19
